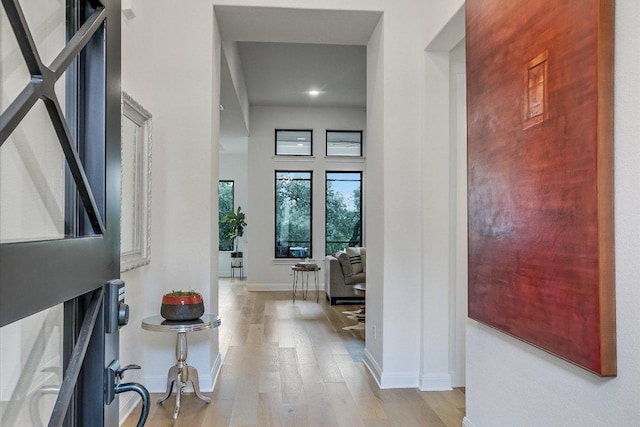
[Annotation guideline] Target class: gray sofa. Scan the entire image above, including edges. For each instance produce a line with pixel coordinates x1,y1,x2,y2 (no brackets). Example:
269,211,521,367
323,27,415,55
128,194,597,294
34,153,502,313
325,253,366,305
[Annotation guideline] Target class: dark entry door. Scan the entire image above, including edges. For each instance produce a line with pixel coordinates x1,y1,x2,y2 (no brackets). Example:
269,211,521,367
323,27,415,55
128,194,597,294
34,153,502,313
0,0,121,425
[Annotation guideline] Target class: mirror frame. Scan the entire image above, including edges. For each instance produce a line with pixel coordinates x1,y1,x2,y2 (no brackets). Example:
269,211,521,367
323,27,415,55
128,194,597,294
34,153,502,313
120,92,152,272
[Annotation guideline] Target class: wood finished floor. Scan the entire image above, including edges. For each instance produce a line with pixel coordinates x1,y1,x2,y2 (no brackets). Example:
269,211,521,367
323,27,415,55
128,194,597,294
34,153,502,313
123,279,465,427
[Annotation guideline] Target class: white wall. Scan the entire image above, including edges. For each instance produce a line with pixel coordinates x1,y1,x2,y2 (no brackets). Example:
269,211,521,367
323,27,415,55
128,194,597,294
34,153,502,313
218,152,248,277
363,14,385,381
424,0,640,426
221,42,250,131
120,0,221,421
247,105,365,288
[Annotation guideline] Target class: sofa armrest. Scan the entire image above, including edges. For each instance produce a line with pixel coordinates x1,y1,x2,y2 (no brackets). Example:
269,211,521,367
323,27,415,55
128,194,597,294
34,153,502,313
325,256,346,291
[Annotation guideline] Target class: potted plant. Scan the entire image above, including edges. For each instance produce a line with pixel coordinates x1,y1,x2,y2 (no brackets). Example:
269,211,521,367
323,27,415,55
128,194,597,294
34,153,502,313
160,290,204,321
221,206,247,266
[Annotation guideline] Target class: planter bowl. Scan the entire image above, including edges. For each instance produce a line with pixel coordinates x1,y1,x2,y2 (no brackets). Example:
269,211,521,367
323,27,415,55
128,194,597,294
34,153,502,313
160,293,204,321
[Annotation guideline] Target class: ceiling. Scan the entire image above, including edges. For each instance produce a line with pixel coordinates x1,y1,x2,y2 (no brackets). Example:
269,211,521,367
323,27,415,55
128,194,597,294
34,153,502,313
216,6,380,153
238,42,366,108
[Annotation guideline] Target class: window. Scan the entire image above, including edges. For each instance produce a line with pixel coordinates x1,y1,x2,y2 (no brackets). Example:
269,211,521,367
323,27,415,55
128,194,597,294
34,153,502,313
326,130,362,156
218,180,234,251
326,172,362,255
275,171,312,258
276,129,313,156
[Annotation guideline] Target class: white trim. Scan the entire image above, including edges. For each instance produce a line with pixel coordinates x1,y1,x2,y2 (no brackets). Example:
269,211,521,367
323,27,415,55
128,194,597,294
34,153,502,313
363,348,422,389
380,371,420,389
363,347,382,387
207,352,223,392
419,373,453,391
463,416,477,427
272,155,316,162
324,156,367,163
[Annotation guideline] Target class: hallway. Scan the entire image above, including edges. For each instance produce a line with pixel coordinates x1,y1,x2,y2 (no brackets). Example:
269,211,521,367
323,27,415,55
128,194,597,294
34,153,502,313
123,279,465,426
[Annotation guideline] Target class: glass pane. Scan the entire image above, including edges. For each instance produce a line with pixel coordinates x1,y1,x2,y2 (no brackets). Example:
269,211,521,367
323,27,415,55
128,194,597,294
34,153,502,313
15,0,66,67
218,181,234,251
0,100,67,243
0,304,63,427
54,41,105,238
276,130,312,156
326,131,362,156
54,65,73,125
1,6,31,116
275,171,312,258
326,172,362,254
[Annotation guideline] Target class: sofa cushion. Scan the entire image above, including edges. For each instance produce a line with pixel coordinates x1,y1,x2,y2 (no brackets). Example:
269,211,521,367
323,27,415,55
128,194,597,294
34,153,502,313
360,247,366,272
346,247,363,275
337,252,353,277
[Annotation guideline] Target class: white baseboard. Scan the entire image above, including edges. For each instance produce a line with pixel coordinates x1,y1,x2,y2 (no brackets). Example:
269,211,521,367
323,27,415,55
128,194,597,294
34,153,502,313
119,393,140,426
463,416,477,427
380,371,419,389
362,348,420,389
209,352,223,391
419,373,453,391
362,348,382,387
143,352,221,393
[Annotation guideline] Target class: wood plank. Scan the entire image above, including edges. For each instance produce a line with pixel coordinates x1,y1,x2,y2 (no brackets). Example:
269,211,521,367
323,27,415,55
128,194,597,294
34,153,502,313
125,279,466,426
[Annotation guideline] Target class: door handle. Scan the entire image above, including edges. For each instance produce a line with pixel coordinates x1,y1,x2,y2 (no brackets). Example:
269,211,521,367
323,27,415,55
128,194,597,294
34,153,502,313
106,361,150,426
115,382,150,427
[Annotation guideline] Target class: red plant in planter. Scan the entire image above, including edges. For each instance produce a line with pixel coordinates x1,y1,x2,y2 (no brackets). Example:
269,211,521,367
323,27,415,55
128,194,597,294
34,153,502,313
160,290,204,321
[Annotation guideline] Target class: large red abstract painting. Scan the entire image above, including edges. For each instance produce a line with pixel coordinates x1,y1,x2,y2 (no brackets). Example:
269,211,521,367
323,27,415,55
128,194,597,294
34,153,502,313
466,0,616,376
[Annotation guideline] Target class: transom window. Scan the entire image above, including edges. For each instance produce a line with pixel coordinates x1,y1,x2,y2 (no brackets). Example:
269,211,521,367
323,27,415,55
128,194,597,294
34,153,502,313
275,129,313,156
326,130,362,157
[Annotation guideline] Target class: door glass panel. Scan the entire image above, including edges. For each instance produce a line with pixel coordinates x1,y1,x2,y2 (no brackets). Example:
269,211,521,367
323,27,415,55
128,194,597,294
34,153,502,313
0,100,68,243
0,304,63,427
0,6,31,116
15,0,66,67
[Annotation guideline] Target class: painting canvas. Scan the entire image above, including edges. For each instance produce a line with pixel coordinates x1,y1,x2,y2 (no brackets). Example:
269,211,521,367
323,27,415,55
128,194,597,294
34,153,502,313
466,0,615,376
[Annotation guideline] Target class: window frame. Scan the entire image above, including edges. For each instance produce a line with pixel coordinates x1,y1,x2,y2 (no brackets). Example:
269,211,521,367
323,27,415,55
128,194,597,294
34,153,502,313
275,129,313,156
326,130,363,157
218,180,235,251
274,170,313,259
325,171,363,255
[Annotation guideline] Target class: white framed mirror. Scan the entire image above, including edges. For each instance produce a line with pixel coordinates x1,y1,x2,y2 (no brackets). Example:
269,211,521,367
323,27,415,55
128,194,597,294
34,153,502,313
120,92,152,272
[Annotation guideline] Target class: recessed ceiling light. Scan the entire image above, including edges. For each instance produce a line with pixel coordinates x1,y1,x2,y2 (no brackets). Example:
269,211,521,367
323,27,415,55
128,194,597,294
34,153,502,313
308,90,320,96
297,143,304,147
297,137,306,140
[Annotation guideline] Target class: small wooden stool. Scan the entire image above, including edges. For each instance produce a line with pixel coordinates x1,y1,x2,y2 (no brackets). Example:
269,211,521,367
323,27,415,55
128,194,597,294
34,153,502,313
291,264,320,303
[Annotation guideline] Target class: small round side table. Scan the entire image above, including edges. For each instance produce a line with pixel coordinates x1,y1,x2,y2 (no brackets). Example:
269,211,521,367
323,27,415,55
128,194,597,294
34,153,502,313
141,314,221,421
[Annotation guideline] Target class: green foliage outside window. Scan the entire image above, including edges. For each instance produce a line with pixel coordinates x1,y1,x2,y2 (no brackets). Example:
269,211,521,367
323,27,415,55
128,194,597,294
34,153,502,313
218,181,234,251
325,172,362,255
275,171,312,258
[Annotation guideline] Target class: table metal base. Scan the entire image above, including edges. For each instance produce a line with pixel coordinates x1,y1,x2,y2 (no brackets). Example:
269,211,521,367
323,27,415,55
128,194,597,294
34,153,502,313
292,266,320,303
157,332,211,420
